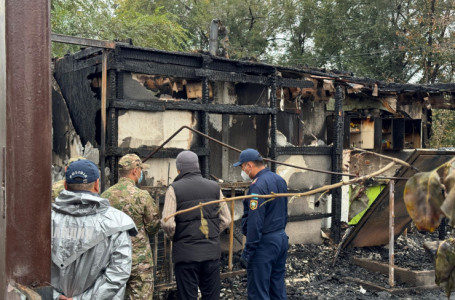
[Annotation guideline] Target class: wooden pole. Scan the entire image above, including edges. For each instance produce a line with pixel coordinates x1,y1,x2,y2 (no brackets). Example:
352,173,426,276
228,187,235,271
164,162,396,222
169,240,173,282
389,180,395,287
100,50,107,192
154,196,159,281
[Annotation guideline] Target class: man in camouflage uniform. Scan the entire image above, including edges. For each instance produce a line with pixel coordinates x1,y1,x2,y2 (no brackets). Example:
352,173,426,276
52,156,86,202
101,154,160,299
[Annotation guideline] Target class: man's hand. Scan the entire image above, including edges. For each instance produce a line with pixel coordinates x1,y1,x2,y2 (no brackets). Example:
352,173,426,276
59,296,73,300
240,257,248,269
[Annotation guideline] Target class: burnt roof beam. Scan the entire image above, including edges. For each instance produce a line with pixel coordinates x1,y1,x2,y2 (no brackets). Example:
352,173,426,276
110,99,277,115
51,33,116,49
276,77,314,89
195,69,270,85
276,146,333,156
195,69,314,88
107,146,209,158
118,61,198,79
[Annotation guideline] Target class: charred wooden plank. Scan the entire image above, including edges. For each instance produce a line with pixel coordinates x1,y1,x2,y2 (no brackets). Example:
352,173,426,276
351,257,436,287
73,47,103,61
276,77,314,89
110,99,276,115
118,60,198,79
106,146,209,159
111,99,165,111
206,58,274,75
195,69,269,85
276,146,333,156
117,44,202,67
51,33,116,49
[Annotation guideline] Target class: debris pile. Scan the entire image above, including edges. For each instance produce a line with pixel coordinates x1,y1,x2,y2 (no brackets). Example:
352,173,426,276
217,227,448,299
158,226,449,299
355,230,436,271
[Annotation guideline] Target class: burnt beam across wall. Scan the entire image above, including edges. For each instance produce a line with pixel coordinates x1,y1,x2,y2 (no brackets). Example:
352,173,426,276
276,77,314,89
117,44,275,74
194,69,314,88
195,69,271,85
378,82,455,93
117,60,199,79
276,146,333,156
107,146,209,159
116,44,203,68
110,99,277,115
69,56,104,72
204,59,273,75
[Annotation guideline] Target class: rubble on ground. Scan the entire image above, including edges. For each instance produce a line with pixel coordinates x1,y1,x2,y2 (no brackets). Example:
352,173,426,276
160,226,451,299
219,227,449,299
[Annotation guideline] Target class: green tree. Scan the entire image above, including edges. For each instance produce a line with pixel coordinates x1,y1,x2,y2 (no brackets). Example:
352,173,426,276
51,0,113,56
279,0,414,81
147,0,287,60
429,109,455,148
401,0,455,84
51,0,190,57
278,0,455,84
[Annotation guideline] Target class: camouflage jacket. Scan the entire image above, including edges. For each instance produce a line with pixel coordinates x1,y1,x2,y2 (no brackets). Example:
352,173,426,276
52,179,65,202
101,177,160,271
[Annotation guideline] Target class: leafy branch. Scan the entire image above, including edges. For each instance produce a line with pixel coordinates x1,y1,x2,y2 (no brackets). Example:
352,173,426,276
403,155,455,297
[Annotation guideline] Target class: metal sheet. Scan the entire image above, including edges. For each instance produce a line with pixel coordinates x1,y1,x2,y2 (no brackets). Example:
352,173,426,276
4,0,51,290
343,150,455,248
51,33,115,49
0,0,7,295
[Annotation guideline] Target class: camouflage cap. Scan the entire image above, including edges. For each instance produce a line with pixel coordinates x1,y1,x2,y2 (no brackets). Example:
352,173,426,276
118,154,150,171
66,156,87,166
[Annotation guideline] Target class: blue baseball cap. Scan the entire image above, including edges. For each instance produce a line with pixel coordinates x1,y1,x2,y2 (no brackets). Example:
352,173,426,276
65,160,100,184
233,148,263,167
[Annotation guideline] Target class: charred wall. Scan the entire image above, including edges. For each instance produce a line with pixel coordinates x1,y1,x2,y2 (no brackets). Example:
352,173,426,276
54,51,102,148
51,42,453,248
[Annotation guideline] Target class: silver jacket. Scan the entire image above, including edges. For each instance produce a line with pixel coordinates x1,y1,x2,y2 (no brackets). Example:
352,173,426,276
51,190,138,300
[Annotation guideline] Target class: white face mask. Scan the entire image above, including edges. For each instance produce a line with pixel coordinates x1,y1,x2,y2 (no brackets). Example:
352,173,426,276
241,170,251,182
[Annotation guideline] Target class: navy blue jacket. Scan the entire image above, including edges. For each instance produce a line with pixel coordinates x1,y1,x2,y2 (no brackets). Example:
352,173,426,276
241,168,288,262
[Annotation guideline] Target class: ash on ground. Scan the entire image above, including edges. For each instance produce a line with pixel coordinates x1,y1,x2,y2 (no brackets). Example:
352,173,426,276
217,226,453,299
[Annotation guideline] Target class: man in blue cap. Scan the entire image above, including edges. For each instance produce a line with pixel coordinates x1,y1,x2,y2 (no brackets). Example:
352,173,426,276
51,159,137,300
233,148,289,300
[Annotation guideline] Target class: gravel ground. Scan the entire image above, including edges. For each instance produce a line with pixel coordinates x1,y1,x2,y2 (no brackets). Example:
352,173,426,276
160,226,455,299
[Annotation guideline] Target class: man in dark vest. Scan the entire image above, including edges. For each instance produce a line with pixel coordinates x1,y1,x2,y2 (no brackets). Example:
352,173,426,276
161,150,232,300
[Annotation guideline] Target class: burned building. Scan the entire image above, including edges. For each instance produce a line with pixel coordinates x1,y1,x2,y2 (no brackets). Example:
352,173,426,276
52,42,455,286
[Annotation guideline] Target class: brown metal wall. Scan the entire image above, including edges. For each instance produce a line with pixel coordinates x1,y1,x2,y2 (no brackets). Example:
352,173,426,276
0,0,7,296
3,0,51,294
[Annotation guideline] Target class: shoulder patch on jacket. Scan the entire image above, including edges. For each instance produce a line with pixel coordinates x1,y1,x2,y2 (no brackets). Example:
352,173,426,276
249,199,258,210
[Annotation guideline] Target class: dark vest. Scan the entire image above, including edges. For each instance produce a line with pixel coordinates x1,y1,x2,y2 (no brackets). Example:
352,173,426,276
171,170,221,263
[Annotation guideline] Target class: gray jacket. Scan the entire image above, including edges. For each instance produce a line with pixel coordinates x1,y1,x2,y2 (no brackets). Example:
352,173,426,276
51,190,137,300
